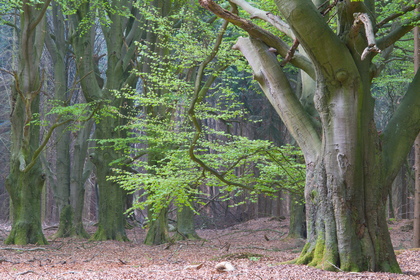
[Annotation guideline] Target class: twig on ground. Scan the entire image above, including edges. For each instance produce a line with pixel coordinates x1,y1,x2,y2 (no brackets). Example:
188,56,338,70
220,228,285,237
16,270,37,276
0,258,20,264
83,253,99,262
118,258,128,265
0,247,46,251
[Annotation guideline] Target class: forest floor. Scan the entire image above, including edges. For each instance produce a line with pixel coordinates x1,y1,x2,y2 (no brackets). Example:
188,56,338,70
0,217,418,279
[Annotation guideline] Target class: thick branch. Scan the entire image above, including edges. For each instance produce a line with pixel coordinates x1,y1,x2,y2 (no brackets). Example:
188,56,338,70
199,0,315,79
233,37,320,163
382,70,420,184
274,0,356,79
23,104,101,173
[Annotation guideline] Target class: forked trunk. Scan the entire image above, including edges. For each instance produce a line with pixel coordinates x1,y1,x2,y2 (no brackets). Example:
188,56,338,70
5,0,50,245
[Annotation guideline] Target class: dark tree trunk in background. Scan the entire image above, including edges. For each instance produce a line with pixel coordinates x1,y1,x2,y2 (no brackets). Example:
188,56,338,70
45,1,74,238
174,204,200,240
413,24,420,248
288,194,306,238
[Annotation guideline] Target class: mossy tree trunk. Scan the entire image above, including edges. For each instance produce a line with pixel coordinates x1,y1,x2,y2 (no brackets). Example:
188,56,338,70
89,119,128,241
5,0,51,245
70,120,94,239
200,0,420,272
174,204,200,241
69,0,142,241
144,208,170,245
288,194,306,239
45,1,74,238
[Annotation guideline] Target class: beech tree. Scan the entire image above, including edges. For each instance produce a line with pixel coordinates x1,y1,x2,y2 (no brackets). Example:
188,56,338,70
200,0,420,273
5,0,51,245
67,0,145,241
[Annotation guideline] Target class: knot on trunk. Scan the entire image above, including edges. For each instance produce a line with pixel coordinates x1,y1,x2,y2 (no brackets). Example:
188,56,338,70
337,153,349,170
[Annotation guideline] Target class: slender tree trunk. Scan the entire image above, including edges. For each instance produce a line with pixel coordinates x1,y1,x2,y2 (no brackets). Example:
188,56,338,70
45,2,73,238
288,194,306,238
70,120,94,238
5,0,51,245
413,24,420,248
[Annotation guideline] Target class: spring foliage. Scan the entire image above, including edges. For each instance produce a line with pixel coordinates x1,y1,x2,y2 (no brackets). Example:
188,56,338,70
104,3,305,219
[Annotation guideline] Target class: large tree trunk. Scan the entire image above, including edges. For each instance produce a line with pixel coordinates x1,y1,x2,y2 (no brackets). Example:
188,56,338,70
235,36,400,272
5,0,51,245
200,0,420,272
69,0,141,241
90,118,128,241
300,152,398,272
6,162,47,245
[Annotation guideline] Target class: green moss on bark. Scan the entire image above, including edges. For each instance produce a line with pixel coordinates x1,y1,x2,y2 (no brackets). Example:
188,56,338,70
53,205,75,238
5,221,48,245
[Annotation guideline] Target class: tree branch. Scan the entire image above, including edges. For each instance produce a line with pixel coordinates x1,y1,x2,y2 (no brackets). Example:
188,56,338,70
232,37,320,163
199,0,315,79
382,69,420,184
274,0,357,80
376,2,419,30
187,16,255,192
377,13,420,51
23,103,101,173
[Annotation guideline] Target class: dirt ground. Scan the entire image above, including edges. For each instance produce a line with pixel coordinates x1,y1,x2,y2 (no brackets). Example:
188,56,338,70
0,217,418,279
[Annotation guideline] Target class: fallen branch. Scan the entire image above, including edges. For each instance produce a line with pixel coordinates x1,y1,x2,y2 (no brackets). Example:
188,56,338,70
83,253,99,262
0,247,46,251
219,228,285,237
16,270,37,276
